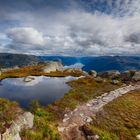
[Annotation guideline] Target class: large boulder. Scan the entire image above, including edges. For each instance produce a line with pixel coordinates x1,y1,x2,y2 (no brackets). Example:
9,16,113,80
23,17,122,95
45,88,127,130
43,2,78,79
132,71,140,81
98,70,120,79
42,61,63,73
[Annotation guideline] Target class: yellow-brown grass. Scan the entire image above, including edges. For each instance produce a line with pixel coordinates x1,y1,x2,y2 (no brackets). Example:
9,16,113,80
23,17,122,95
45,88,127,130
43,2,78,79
83,89,140,140
0,65,84,80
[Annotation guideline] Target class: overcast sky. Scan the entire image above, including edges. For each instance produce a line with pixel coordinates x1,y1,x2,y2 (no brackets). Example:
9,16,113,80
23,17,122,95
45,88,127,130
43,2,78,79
0,0,140,56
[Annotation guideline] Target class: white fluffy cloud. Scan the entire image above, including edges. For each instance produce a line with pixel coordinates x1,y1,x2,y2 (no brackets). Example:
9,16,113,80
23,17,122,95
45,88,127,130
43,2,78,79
1,0,140,55
7,27,45,46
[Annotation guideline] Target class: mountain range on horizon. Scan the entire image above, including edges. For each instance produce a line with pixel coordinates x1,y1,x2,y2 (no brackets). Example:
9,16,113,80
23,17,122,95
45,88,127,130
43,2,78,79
0,53,140,72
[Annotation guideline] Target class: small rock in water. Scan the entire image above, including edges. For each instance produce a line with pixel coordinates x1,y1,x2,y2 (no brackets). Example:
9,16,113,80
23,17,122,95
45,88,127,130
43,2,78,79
24,76,35,82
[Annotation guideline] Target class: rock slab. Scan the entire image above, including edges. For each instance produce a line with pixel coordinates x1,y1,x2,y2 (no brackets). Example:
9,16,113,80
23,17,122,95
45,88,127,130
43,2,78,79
0,112,34,140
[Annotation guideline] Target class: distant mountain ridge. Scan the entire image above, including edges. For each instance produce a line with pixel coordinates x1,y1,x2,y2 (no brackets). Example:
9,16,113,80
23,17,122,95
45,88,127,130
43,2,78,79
0,53,39,68
0,53,140,72
38,56,140,72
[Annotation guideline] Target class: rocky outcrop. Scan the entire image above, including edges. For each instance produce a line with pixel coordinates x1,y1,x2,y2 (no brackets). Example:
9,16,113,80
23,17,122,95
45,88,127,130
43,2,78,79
132,71,140,81
120,70,140,81
121,70,136,81
94,70,140,82
42,61,63,73
98,70,120,79
0,112,34,140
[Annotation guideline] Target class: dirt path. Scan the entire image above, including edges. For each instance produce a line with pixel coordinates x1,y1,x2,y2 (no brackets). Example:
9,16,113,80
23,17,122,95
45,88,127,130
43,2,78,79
58,84,140,140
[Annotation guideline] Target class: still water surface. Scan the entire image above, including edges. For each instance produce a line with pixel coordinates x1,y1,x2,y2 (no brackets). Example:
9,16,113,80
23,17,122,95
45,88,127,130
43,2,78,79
0,76,75,108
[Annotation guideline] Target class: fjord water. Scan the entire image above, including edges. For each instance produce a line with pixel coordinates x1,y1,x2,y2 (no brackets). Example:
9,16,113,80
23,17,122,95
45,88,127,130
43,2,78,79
0,76,75,108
